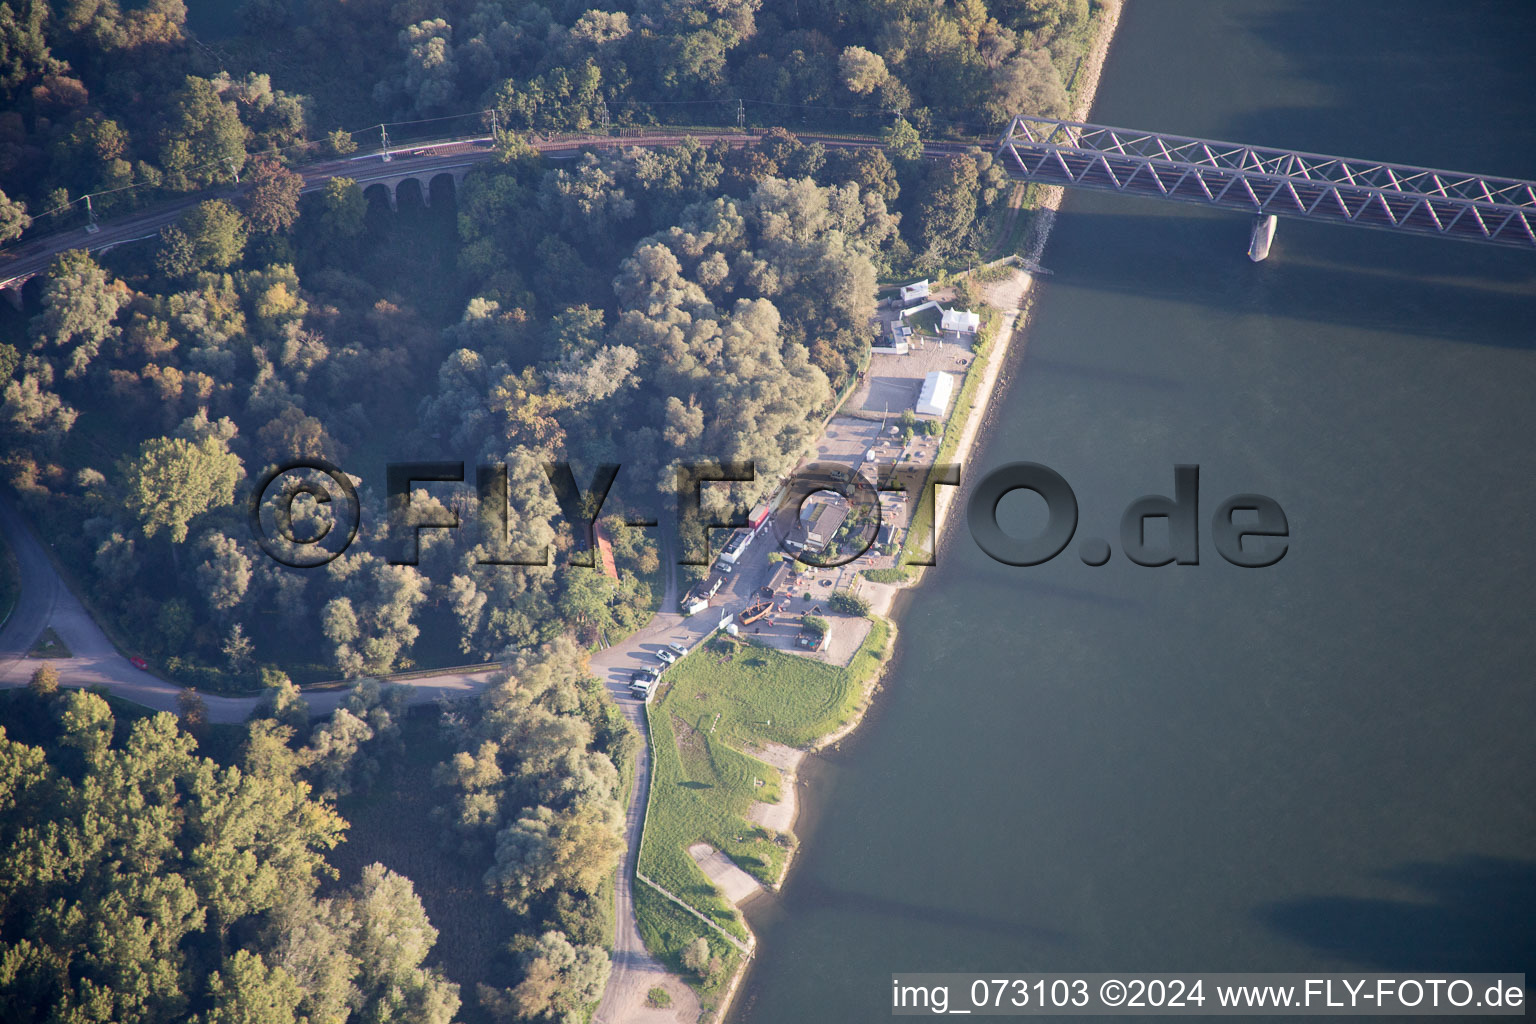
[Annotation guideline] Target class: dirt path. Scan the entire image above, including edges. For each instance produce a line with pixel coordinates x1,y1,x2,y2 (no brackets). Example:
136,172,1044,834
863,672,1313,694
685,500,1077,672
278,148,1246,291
591,518,704,1024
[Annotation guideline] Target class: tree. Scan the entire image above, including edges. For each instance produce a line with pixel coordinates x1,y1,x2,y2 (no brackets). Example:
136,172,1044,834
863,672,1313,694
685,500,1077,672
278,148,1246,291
682,936,711,975
257,405,342,462
3,364,78,442
253,674,309,731
485,803,624,912
499,931,609,1022
839,46,889,94
305,706,373,797
122,434,244,543
989,49,1067,121
326,127,357,156
178,687,209,728
0,702,348,1024
829,589,871,616
917,156,981,260
0,1,52,99
243,157,303,234
199,950,303,1024
881,116,923,161
31,250,129,378
162,75,248,190
198,532,253,611
378,18,458,116
156,224,201,278
27,663,59,696
828,147,899,205
347,864,461,1023
223,623,254,670
183,199,248,269
318,176,366,238
0,188,29,242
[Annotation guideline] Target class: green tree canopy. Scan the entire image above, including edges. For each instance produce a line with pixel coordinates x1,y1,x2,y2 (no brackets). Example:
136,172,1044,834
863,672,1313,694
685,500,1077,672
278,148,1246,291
31,250,129,378
318,176,366,238
161,75,248,191
881,116,923,162
0,702,346,1024
185,199,249,269
121,434,244,543
0,188,29,242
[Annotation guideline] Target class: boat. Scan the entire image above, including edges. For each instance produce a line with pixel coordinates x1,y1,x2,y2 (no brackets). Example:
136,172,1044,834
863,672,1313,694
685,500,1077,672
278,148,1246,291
740,599,773,624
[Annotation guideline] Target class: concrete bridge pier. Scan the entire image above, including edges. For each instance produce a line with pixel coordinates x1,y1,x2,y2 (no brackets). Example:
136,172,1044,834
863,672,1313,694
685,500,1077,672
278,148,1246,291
371,168,470,212
1,277,29,310
1248,214,1277,262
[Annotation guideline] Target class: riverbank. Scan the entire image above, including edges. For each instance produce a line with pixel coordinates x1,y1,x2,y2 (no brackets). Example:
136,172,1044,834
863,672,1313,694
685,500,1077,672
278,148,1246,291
687,6,1126,1022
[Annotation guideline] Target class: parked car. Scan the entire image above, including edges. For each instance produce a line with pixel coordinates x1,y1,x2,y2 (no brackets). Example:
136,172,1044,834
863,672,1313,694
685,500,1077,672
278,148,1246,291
666,643,686,656
129,656,149,671
657,648,676,664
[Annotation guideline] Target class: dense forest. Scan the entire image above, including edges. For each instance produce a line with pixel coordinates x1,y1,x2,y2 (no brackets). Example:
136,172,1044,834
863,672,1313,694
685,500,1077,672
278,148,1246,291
2,639,631,1023
1,0,1103,1020
0,0,1087,232
3,116,1017,691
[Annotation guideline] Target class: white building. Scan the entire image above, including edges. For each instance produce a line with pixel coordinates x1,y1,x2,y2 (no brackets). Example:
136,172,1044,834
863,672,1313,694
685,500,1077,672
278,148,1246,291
916,371,956,418
718,529,751,566
941,308,980,334
900,279,930,303
872,321,911,355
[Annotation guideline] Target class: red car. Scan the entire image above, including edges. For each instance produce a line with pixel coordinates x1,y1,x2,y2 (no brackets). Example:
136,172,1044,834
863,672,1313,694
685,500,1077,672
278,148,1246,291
129,656,149,671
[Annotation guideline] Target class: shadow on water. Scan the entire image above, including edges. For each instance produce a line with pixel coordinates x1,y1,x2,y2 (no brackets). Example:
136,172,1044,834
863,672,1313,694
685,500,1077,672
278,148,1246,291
1259,856,1536,971
1219,3,1536,171
775,875,1076,947
1040,207,1536,349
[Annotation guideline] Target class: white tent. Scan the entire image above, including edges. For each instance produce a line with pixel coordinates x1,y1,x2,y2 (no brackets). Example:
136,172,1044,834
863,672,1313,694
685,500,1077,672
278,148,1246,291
900,279,930,302
941,308,980,333
916,371,955,417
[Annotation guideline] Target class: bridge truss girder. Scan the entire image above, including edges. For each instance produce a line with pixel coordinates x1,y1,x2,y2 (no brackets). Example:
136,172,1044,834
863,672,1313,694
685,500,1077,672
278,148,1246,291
996,116,1536,250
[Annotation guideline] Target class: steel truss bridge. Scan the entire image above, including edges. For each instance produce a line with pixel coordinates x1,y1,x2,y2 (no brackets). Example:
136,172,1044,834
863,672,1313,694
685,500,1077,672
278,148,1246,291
997,115,1536,252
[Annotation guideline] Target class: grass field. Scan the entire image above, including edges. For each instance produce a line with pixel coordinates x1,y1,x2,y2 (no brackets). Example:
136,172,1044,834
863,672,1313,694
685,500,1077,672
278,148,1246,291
637,620,893,947
29,627,71,658
633,883,742,1014
905,304,944,336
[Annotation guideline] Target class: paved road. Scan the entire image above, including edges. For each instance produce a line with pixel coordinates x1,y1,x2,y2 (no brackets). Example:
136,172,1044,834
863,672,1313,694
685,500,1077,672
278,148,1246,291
0,492,494,721
0,488,736,1022
1,130,989,291
0,121,995,1019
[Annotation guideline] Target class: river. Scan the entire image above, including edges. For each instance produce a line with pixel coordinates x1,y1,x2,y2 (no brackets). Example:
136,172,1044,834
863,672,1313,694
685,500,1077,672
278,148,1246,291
731,2,1536,1020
